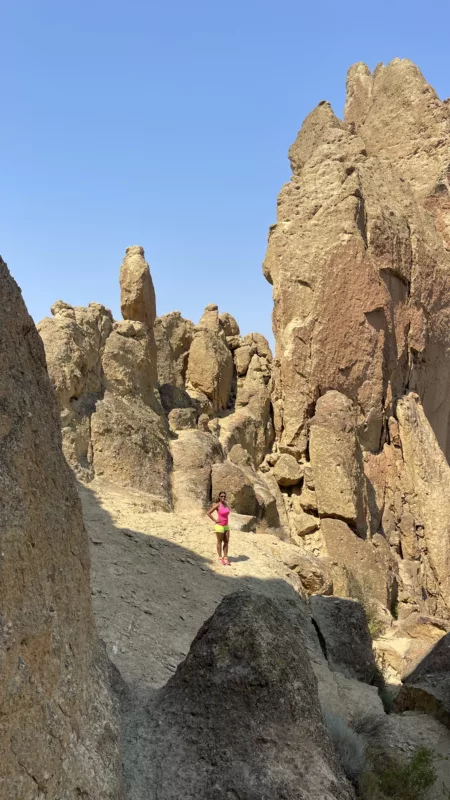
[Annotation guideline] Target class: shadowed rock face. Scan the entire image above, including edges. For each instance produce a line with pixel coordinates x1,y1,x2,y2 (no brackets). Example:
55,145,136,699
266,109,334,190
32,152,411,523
0,257,122,799
140,591,354,800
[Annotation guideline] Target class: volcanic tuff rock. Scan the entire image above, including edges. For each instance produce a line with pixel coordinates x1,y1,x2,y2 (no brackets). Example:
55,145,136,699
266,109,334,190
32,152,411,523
138,591,354,800
40,262,281,527
0,257,122,799
263,58,450,618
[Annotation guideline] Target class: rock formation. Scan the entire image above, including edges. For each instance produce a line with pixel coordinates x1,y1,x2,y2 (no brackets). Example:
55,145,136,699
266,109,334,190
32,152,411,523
0,257,122,799
39,251,281,529
263,58,450,623
137,591,354,800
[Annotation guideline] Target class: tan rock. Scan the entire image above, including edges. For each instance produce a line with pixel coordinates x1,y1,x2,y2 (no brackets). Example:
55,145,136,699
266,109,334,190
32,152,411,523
397,393,450,615
91,393,172,509
273,452,303,486
219,311,240,336
171,430,223,509
211,461,258,516
102,320,160,409
0,257,122,798
299,485,319,513
168,407,197,431
310,596,376,683
186,328,234,412
38,301,113,479
321,518,396,608
120,244,156,330
290,507,320,537
264,60,450,461
243,332,273,361
310,391,366,533
154,311,194,389
234,344,252,376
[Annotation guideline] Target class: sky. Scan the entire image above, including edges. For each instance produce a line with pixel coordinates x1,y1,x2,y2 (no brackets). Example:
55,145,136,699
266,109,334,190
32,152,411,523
1,1,450,345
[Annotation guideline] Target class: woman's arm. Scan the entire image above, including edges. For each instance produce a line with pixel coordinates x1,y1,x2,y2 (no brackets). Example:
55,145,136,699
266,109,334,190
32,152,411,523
207,502,219,521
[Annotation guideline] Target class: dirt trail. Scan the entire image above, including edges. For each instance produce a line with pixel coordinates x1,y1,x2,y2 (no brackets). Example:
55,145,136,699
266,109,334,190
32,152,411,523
80,479,300,697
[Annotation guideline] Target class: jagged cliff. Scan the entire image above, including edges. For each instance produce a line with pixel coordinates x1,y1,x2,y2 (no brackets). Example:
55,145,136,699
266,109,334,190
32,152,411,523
263,58,450,622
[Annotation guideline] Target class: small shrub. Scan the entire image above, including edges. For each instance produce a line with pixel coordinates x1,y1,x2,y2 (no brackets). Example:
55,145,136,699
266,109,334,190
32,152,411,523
360,747,437,800
350,710,386,743
324,712,366,784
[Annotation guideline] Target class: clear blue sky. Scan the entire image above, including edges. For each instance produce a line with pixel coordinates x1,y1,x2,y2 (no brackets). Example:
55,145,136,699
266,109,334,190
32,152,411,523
1,1,449,344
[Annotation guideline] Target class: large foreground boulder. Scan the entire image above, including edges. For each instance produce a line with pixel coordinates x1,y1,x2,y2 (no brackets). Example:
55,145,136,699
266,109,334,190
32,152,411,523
142,591,354,800
0,258,122,799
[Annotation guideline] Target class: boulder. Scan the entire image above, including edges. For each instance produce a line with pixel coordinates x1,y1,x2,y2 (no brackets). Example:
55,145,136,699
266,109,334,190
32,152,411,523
309,391,366,534
211,460,258,516
395,632,450,727
154,311,194,389
120,244,156,331
229,512,257,532
273,452,303,486
310,596,376,683
171,430,224,509
168,407,197,431
143,591,354,800
234,343,252,376
321,518,396,609
102,320,160,409
91,393,172,509
186,328,234,412
219,311,240,336
159,383,194,414
0,257,122,799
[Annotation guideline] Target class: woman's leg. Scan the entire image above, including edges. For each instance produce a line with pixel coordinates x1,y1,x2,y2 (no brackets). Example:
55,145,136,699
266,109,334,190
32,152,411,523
216,532,224,559
223,531,230,561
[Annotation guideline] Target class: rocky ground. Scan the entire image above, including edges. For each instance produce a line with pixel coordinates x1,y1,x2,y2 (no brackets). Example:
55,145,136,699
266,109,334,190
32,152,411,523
82,479,450,800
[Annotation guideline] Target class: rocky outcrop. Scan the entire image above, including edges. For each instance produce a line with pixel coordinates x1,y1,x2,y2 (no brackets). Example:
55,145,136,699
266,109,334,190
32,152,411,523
186,304,234,413
154,311,194,389
141,591,354,800
0,257,122,799
395,632,450,727
263,59,450,618
39,248,172,509
310,596,376,683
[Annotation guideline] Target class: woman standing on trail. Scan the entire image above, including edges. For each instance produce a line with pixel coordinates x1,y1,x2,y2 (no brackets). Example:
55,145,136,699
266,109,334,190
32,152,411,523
207,491,231,566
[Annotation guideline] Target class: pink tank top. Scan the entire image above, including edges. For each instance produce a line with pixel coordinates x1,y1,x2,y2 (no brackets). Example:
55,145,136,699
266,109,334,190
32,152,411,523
217,502,230,526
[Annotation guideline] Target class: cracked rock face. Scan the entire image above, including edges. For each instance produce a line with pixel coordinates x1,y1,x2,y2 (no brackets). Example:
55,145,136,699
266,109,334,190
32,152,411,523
0,257,122,799
264,59,450,617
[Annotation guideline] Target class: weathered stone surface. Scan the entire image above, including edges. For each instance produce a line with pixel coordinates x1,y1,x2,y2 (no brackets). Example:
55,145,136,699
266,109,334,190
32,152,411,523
396,632,450,727
211,460,258,516
102,320,160,409
91,393,172,508
264,59,450,455
38,301,114,480
120,244,156,331
0,257,122,799
171,430,223,509
397,393,450,615
310,596,376,683
142,591,354,800
229,512,257,532
159,383,194,414
186,326,234,412
321,518,396,608
219,311,240,336
234,343,252,376
273,452,303,486
168,407,197,431
310,391,366,534
154,311,194,389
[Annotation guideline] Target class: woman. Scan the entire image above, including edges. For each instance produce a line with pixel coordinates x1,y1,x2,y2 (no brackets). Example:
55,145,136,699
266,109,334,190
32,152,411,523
207,491,231,566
